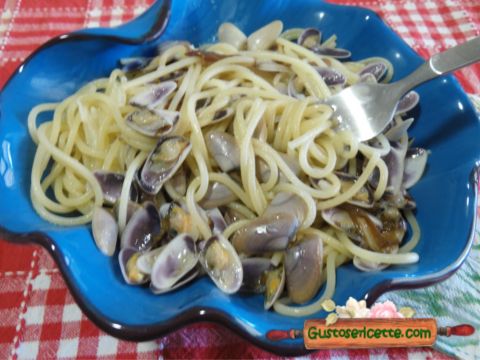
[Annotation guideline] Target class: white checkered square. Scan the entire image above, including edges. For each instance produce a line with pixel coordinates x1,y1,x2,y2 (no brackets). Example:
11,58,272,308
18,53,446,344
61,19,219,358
24,305,45,326
97,335,118,356
31,273,51,291
16,341,39,360
451,10,466,20
57,338,79,358
87,21,100,28
62,303,82,323
137,341,158,353
133,6,147,16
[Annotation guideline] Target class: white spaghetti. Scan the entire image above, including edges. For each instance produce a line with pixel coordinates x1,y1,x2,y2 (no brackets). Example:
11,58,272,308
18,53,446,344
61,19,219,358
28,21,427,316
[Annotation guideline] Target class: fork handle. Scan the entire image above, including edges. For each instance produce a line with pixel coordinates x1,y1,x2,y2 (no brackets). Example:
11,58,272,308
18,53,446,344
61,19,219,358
396,36,480,95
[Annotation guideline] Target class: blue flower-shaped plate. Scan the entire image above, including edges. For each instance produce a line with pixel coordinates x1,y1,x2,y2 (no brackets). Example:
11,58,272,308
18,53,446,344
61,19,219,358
1,0,479,355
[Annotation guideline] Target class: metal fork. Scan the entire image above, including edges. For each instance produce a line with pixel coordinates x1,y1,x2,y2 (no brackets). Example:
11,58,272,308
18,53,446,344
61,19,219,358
324,36,480,141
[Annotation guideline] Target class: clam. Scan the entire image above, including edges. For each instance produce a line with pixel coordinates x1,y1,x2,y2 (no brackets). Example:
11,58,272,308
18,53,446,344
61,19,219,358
314,67,346,86
297,28,321,48
382,136,408,195
157,41,192,56
113,200,141,224
129,81,177,109
379,190,416,210
218,22,247,50
247,20,283,51
199,181,238,209
310,45,351,59
120,202,160,251
264,192,307,225
150,267,199,294
395,91,419,115
159,202,193,237
136,246,165,275
199,234,243,294
324,204,405,253
206,208,227,235
280,28,304,41
264,266,285,309
336,172,373,208
119,247,148,285
150,233,198,292
403,148,428,189
359,62,388,82
321,206,381,243
240,257,272,293
384,118,414,142
285,233,323,304
205,131,240,172
138,136,192,195
125,108,179,137
119,57,152,73
94,171,137,205
92,207,118,256
166,165,188,196
232,213,299,255
137,187,167,208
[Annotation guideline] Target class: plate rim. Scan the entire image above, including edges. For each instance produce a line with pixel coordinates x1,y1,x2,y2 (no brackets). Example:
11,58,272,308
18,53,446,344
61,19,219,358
0,1,479,355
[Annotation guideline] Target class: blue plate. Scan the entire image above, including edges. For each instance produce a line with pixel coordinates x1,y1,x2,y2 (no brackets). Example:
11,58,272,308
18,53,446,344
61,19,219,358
1,0,479,354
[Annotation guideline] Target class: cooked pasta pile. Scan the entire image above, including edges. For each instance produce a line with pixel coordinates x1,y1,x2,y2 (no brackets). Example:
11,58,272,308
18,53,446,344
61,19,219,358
28,21,425,316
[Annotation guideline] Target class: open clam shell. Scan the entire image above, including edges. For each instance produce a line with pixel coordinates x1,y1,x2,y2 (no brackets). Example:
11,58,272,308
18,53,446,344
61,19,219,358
205,131,241,173
218,22,247,50
150,233,198,292
138,136,192,195
200,234,243,294
264,266,285,310
94,171,138,205
264,192,307,225
247,20,283,51
136,246,165,275
395,91,419,115
285,233,323,304
297,28,321,48
92,207,118,256
359,62,387,82
119,247,148,285
382,136,408,195
314,66,346,86
403,147,428,189
240,257,272,293
125,108,179,137
120,202,160,252
321,206,381,244
129,81,177,109
336,172,374,208
206,208,227,235
119,57,152,73
150,267,199,294
232,213,299,256
199,181,238,209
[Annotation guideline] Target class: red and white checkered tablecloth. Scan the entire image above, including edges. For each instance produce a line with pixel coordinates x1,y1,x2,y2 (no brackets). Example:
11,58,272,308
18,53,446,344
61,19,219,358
0,0,479,359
